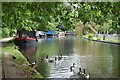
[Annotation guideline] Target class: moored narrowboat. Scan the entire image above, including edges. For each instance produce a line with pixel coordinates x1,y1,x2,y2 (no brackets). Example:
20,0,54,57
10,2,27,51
14,28,38,46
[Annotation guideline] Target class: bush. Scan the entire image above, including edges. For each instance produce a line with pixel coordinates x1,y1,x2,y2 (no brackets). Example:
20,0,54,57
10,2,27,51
8,39,14,43
9,29,17,37
0,28,2,38
2,28,10,38
87,34,94,39
97,37,101,40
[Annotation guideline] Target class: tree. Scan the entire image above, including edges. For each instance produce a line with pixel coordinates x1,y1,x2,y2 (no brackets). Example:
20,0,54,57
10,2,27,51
2,2,120,38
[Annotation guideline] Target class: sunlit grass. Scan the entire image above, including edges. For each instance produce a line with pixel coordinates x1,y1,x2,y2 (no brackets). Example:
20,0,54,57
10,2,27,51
0,54,1,58
105,38,119,43
84,34,119,43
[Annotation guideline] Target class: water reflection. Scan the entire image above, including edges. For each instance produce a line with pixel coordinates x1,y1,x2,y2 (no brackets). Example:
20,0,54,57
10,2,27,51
74,37,118,78
17,37,119,78
58,37,74,55
16,43,38,64
37,37,118,78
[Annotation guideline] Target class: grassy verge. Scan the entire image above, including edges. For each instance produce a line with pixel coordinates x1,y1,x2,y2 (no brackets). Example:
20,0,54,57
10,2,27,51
105,38,119,43
2,41,43,78
0,45,1,57
84,34,119,43
0,52,2,58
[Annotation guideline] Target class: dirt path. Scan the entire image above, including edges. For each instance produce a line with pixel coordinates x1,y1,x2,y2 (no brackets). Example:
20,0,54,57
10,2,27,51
3,52,30,78
0,37,13,42
0,58,2,80
0,37,13,47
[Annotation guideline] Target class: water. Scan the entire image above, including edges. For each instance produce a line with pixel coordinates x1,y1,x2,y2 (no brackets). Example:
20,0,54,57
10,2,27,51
19,36,119,78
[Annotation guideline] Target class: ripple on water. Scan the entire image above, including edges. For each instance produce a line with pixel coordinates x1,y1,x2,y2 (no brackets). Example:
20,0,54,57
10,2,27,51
48,56,80,78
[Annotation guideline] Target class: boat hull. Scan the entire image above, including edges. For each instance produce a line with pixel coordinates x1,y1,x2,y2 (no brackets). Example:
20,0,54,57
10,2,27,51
14,37,38,47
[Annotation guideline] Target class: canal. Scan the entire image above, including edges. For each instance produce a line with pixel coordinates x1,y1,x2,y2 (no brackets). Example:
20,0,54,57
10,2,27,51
21,36,119,78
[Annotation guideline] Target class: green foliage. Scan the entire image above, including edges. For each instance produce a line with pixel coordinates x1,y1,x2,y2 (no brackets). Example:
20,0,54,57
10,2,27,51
9,29,17,36
2,28,10,38
0,28,2,39
86,33,94,39
98,20,112,34
2,28,16,38
77,2,119,34
97,37,101,40
2,2,120,38
7,39,14,43
0,53,2,58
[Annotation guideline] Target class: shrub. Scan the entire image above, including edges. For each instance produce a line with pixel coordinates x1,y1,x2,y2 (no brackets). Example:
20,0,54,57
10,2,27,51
9,29,17,37
97,37,101,40
87,34,94,39
2,28,10,38
0,28,2,38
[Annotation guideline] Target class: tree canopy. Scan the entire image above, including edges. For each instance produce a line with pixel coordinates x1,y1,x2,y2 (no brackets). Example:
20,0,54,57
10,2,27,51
2,2,120,37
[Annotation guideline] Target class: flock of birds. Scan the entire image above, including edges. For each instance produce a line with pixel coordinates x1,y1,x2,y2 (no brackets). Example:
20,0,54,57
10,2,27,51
40,54,63,63
70,63,90,79
17,54,90,79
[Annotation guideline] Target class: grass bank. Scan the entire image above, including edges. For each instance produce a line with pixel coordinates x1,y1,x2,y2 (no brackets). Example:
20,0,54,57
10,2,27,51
2,40,43,78
84,34,119,43
0,55,1,58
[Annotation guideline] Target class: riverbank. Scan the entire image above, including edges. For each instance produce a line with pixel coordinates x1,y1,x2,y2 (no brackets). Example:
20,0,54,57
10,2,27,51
0,37,13,42
2,41,43,79
83,36,120,45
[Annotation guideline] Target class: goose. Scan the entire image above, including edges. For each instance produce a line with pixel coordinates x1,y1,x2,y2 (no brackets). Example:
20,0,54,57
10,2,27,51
82,69,90,79
70,63,76,72
31,61,36,65
48,60,54,63
58,54,62,60
48,56,58,63
44,55,49,62
58,55,61,60
29,61,36,67
40,58,44,61
55,57,57,61
55,56,59,64
78,67,82,75
60,54,62,58
46,55,49,59
12,55,16,59
14,46,19,49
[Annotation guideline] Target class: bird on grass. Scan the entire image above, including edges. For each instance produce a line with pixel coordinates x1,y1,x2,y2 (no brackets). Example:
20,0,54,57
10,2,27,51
46,55,49,59
29,61,37,68
12,55,16,59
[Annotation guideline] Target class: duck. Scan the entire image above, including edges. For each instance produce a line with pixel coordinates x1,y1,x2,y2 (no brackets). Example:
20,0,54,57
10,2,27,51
70,63,76,72
82,69,90,79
